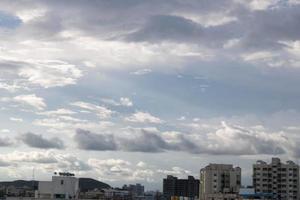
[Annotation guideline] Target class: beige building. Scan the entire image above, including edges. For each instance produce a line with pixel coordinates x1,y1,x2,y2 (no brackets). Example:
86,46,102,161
253,157,299,200
200,164,241,200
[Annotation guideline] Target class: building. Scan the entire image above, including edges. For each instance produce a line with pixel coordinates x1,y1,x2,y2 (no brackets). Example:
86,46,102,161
200,164,241,200
238,187,272,200
123,183,145,197
253,158,299,200
36,172,79,199
102,188,131,200
163,175,199,200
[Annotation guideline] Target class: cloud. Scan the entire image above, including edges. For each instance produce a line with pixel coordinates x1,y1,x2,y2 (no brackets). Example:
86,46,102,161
71,101,113,119
73,128,199,153
157,166,191,177
20,132,65,149
13,94,46,110
37,108,76,116
0,151,91,171
131,69,152,75
0,137,14,147
0,129,10,133
74,129,117,151
18,60,82,88
185,121,288,155
120,97,133,107
0,81,24,93
119,129,171,153
88,158,132,177
125,111,163,124
0,59,82,89
72,122,293,156
101,97,133,107
9,117,23,122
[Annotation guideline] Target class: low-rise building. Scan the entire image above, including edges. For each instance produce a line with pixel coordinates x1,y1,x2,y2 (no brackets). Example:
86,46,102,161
36,172,79,199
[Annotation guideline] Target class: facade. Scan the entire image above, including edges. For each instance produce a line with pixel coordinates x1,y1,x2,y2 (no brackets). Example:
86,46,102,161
36,172,79,199
163,175,199,200
200,164,241,200
123,183,145,197
253,157,299,200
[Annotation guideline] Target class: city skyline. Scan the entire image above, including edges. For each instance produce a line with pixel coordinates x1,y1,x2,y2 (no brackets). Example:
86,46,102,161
1,0,300,190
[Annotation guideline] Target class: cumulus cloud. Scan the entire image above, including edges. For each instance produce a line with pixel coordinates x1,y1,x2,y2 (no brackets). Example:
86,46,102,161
74,129,117,151
1,0,300,185
73,128,199,153
72,122,296,157
0,151,91,171
0,59,82,89
20,132,65,149
18,60,82,88
119,97,133,107
88,158,132,177
0,137,14,147
119,130,171,153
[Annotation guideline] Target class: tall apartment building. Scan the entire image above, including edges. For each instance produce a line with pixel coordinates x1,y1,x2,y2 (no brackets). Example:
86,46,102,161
200,164,241,200
163,175,199,200
253,157,300,200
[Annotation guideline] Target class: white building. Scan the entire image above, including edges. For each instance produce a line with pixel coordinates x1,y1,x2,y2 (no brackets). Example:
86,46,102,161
253,158,299,200
200,164,241,200
36,172,79,199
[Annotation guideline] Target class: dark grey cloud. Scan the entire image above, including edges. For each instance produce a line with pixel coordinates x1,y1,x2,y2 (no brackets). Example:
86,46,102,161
119,129,172,153
0,60,25,71
1,0,300,54
74,129,117,151
21,132,65,149
124,14,239,47
0,137,14,147
74,128,199,153
73,126,290,157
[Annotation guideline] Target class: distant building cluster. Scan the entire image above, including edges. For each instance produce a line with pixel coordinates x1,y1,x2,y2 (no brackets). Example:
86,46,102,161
0,158,299,200
163,158,300,200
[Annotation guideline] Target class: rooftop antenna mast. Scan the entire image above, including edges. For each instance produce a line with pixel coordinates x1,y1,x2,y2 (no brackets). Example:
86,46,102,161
32,167,35,191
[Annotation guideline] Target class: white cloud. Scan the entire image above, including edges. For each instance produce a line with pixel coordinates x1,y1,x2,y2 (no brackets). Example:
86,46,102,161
120,97,133,107
131,69,152,75
125,111,163,124
157,166,191,177
242,51,275,62
37,108,76,116
0,82,23,93
137,161,147,168
18,60,82,88
9,117,23,122
13,94,46,110
101,97,133,107
71,101,113,119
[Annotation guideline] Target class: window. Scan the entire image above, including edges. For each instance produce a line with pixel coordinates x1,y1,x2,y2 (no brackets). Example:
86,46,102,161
61,180,64,185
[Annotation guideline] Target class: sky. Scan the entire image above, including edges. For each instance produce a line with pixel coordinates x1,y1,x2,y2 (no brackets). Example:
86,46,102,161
1,0,300,191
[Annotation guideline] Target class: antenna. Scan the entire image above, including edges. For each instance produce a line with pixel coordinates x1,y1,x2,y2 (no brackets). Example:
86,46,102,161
32,167,35,181
32,167,35,191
